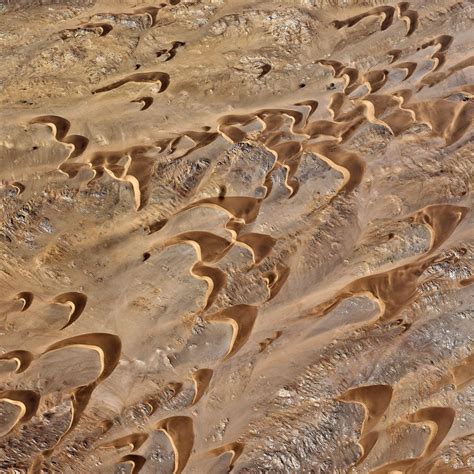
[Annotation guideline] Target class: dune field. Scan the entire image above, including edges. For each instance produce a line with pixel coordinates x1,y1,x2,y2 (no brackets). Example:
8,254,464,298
0,0,473,472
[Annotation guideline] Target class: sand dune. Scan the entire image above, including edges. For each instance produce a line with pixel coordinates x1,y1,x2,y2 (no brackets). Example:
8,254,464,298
131,96,154,111
398,2,418,36
0,0,472,471
209,442,245,471
371,406,456,472
357,431,380,466
92,71,170,94
0,350,34,374
60,22,113,39
164,231,233,263
98,432,149,451
393,62,418,81
157,41,185,62
14,291,34,312
191,262,227,311
236,232,277,265
190,368,213,405
52,291,88,330
117,454,147,474
29,115,89,155
0,390,40,437
332,6,396,32
156,416,194,474
339,384,393,436
206,305,258,359
306,203,468,323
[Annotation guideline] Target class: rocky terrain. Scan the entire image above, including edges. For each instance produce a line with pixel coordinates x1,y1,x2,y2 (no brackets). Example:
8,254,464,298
0,0,473,472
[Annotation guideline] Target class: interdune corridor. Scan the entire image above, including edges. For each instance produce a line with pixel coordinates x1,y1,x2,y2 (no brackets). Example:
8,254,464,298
0,0,473,472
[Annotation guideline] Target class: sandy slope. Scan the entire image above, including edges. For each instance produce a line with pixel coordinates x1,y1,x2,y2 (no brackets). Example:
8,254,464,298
0,0,473,472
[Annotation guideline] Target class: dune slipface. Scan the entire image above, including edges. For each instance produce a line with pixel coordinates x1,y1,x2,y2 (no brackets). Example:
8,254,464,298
0,0,472,472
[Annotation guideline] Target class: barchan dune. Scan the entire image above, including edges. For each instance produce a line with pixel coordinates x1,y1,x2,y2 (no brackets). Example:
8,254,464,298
0,0,472,472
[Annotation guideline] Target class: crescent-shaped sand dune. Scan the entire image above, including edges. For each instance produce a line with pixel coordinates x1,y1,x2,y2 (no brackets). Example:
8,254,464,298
0,0,472,472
